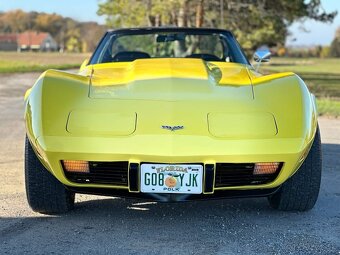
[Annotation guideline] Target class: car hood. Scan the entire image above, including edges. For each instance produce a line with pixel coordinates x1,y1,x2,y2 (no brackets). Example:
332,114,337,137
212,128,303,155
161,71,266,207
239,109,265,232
88,58,254,101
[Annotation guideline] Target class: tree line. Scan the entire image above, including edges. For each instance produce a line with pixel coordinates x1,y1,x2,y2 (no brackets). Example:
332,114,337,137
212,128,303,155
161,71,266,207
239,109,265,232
1,1,339,56
0,9,106,52
97,0,338,55
330,27,340,57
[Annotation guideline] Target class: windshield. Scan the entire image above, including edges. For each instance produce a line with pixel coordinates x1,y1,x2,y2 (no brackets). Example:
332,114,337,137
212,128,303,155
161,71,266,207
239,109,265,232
90,29,249,65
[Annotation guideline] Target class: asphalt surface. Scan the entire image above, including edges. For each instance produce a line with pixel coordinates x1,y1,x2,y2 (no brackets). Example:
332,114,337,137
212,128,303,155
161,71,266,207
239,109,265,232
0,72,339,255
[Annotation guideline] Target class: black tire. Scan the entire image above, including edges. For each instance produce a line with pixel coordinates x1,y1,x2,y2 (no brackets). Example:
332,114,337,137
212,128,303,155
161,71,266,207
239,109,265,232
25,136,75,214
268,126,322,211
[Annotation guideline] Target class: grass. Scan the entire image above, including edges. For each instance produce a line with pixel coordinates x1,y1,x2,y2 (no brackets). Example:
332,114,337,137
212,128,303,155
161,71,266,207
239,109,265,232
317,98,340,118
261,57,340,117
261,58,340,75
0,52,90,73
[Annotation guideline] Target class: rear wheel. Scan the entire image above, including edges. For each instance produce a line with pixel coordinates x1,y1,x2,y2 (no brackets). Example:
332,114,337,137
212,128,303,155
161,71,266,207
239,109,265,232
25,136,75,214
268,126,322,211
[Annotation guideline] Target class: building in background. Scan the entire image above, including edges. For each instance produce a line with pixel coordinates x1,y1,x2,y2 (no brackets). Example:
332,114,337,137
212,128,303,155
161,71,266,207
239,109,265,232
18,31,58,51
0,31,58,51
0,34,17,51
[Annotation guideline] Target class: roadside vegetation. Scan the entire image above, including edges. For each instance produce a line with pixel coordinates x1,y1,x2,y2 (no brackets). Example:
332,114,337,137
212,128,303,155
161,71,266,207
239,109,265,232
0,10,106,53
317,99,340,118
262,57,340,117
0,52,90,73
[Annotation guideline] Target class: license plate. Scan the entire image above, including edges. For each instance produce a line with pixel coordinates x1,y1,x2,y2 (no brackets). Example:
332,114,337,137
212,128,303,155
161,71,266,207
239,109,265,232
140,164,203,194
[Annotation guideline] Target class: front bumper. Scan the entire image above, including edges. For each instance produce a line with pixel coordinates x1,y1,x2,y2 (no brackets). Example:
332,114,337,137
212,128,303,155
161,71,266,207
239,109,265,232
33,134,309,194
66,185,280,201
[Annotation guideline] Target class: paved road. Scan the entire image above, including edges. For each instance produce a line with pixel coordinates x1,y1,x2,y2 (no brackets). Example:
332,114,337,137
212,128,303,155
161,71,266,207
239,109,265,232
0,72,339,255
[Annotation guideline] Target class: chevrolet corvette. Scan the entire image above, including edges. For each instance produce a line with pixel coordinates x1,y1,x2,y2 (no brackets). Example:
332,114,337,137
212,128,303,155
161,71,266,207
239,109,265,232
24,28,321,214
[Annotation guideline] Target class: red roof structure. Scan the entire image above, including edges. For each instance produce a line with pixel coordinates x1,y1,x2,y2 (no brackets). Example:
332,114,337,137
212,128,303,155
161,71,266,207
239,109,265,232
0,31,58,51
0,34,17,42
17,31,49,47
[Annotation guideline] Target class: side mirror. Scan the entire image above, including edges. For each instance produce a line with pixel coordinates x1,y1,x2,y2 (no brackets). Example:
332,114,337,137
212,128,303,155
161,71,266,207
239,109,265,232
79,58,89,72
253,50,271,72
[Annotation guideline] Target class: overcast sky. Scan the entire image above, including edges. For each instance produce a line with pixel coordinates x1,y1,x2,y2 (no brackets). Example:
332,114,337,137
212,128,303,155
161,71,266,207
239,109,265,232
1,0,339,46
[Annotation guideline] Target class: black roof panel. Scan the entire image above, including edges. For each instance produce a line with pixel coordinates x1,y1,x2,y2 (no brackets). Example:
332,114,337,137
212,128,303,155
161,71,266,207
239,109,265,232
107,27,232,35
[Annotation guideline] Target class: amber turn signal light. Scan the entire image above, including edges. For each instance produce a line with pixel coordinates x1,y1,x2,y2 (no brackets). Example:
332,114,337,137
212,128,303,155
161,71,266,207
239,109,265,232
253,162,280,175
63,160,89,173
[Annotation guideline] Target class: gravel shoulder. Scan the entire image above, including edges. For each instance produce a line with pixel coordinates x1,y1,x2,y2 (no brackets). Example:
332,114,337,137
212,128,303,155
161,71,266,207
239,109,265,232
0,72,339,255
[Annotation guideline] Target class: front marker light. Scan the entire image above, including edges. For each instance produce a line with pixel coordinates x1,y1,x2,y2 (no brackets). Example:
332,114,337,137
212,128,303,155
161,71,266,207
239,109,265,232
63,160,89,173
253,162,280,175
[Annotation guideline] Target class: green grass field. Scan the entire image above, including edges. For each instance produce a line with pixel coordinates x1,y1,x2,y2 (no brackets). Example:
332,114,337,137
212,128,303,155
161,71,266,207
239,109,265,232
262,57,340,117
0,52,90,73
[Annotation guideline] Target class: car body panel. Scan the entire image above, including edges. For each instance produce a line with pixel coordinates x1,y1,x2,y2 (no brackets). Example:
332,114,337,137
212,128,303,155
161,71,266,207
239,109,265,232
24,52,317,195
67,110,137,136
25,59,317,193
208,112,277,138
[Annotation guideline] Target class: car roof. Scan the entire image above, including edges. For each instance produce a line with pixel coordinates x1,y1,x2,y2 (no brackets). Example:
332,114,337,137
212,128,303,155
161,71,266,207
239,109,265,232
107,27,233,35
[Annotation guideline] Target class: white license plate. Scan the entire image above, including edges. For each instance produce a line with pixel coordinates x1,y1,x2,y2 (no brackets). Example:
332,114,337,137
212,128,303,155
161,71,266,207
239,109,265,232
140,164,203,194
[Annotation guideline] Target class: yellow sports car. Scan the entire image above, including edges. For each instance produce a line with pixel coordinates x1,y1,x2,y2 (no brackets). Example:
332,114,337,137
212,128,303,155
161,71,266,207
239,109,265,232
24,28,321,214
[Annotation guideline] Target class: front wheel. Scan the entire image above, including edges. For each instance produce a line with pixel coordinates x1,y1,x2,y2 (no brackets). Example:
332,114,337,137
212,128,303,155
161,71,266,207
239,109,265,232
268,126,322,211
25,136,75,214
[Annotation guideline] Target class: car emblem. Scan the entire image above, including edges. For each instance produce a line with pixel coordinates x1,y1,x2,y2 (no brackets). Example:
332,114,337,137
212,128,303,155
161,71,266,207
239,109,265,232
161,125,184,131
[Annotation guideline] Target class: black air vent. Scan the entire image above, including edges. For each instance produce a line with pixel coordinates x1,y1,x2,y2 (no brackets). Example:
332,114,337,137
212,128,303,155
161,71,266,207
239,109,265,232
215,163,281,187
64,161,129,186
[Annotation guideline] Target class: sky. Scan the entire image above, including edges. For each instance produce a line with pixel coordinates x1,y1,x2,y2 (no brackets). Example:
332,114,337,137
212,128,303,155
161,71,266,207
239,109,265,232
0,0,339,46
